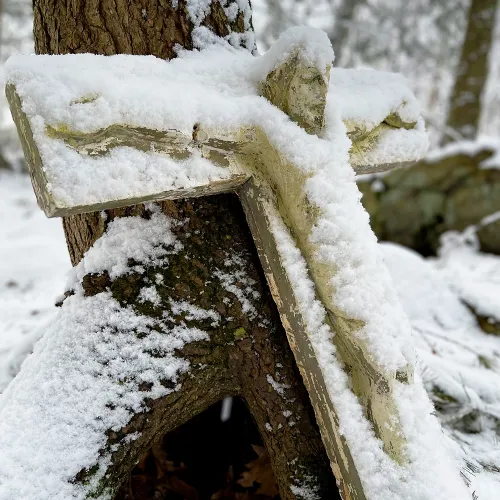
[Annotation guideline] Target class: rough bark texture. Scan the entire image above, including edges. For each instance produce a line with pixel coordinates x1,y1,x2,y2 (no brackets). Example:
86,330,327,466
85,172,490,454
443,0,498,143
33,1,338,497
73,196,336,497
33,0,250,59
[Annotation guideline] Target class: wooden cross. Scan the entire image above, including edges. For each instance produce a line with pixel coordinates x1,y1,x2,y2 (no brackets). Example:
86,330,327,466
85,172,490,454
7,34,424,500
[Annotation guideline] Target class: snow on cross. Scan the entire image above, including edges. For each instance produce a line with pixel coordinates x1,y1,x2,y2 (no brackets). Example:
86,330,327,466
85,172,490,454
3,27,468,500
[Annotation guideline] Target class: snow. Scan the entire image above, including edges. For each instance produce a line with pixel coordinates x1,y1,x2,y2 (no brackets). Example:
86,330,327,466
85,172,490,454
290,483,320,500
382,239,500,497
254,25,334,78
187,0,255,52
351,119,429,170
266,374,290,397
437,230,500,322
269,212,469,500
0,209,211,500
287,128,415,370
326,68,428,169
215,253,260,322
71,212,182,281
186,0,213,25
169,300,220,326
3,175,499,497
0,172,69,392
329,68,421,132
138,285,161,306
5,25,426,209
425,136,500,169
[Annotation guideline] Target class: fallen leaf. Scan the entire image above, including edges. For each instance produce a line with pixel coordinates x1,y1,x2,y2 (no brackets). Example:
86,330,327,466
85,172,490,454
237,445,279,497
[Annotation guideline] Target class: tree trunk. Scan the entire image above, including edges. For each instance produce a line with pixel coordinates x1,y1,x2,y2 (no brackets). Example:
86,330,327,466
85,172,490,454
32,1,338,497
443,0,498,144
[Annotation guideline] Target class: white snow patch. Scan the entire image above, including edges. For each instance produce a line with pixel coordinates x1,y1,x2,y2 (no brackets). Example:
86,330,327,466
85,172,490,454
186,0,212,25
266,374,290,397
481,211,500,226
169,300,220,326
138,285,162,306
254,25,334,79
215,254,259,321
0,213,207,499
329,68,421,132
71,212,182,281
425,136,500,169
437,230,500,322
382,240,500,497
0,172,69,392
269,214,469,500
123,431,141,443
351,119,429,169
186,0,254,51
290,484,319,500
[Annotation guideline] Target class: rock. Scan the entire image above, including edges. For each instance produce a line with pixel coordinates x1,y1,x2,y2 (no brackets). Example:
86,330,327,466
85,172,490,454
358,147,500,255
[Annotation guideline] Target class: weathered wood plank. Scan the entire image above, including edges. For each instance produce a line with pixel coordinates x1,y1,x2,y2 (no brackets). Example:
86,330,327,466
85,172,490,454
6,69,419,218
6,85,250,217
236,132,412,466
5,84,56,215
44,177,251,218
239,178,367,500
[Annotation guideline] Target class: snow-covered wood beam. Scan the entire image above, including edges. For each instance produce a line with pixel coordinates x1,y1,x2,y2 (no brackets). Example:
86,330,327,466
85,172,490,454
4,27,464,500
6,85,250,217
5,32,426,219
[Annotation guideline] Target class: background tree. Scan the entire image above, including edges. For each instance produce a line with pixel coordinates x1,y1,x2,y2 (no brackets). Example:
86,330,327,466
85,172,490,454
443,0,499,143
0,0,32,170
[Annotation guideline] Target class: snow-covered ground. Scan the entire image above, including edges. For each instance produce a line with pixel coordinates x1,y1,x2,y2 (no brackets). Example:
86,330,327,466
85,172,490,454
1,170,500,497
0,172,69,391
383,239,500,498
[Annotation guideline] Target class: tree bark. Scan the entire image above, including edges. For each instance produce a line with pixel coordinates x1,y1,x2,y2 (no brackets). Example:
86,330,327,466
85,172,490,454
32,1,338,497
443,0,498,144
